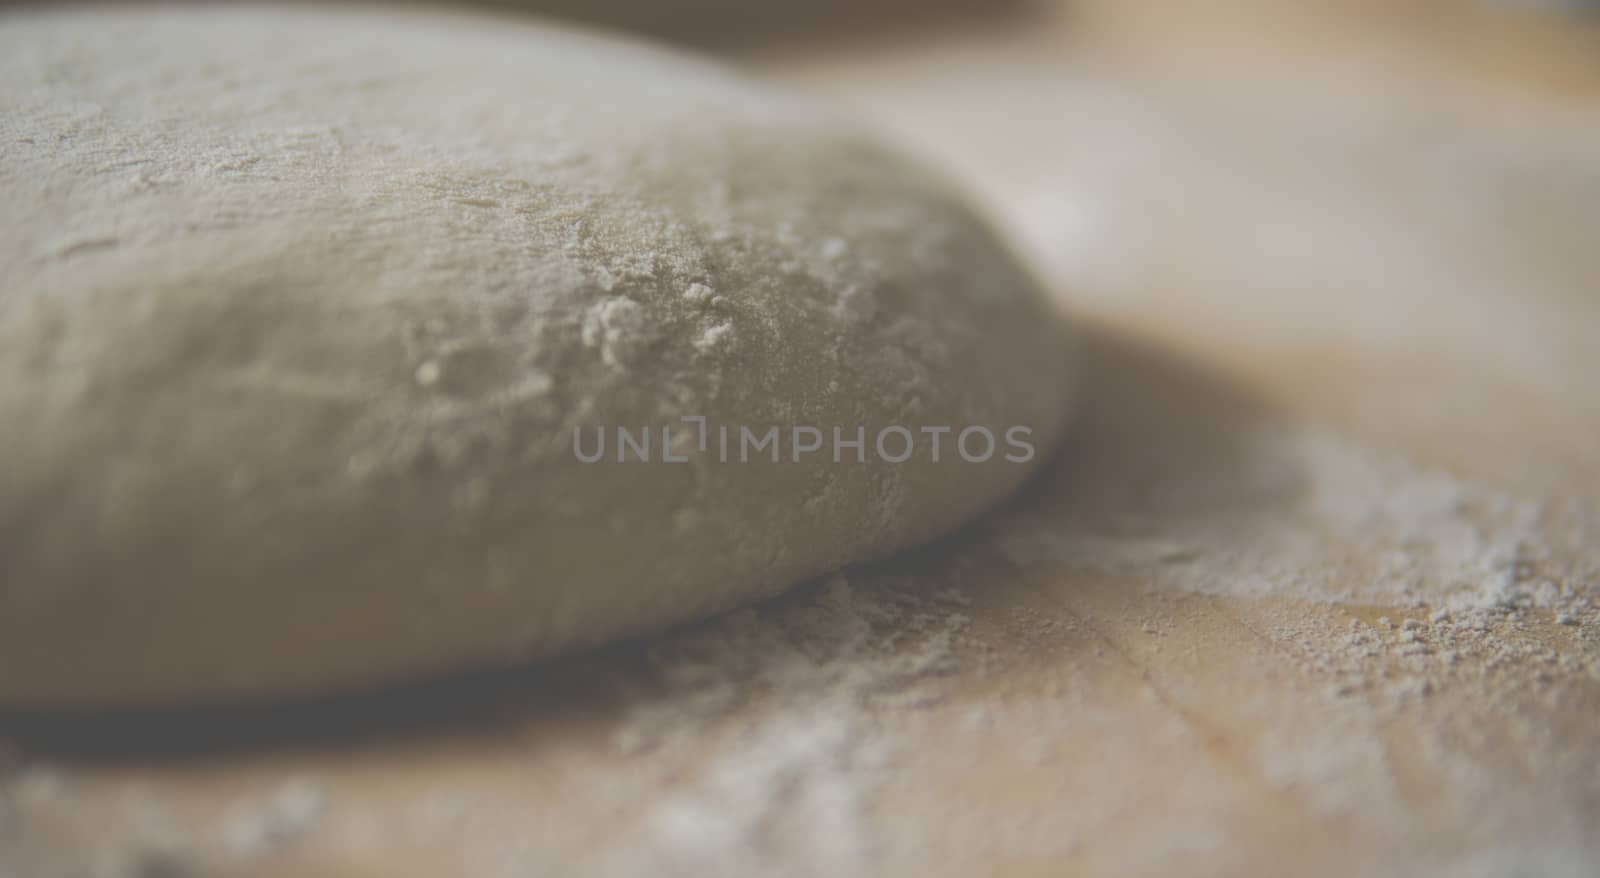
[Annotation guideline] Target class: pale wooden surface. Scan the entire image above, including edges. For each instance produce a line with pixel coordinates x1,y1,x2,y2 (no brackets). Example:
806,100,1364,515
3,3,1599,876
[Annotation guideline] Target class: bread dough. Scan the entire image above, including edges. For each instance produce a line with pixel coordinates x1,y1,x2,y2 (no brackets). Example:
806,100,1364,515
0,6,1074,706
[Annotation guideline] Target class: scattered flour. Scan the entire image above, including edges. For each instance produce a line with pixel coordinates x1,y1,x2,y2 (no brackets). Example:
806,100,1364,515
999,426,1597,623
588,575,971,877
221,778,328,859
580,296,650,369
693,321,735,353
991,418,1598,875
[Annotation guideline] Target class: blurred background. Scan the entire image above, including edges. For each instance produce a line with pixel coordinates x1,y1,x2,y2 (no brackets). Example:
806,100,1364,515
714,0,1600,485
588,0,1600,476
15,0,1598,406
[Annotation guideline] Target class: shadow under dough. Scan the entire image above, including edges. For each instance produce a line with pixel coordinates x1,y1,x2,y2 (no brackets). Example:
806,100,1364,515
1006,322,1307,542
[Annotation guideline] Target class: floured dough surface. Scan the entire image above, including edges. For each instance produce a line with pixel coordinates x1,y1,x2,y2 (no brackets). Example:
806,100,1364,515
0,6,1073,705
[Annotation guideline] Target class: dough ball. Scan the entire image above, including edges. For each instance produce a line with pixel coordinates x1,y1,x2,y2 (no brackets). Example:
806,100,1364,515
0,6,1074,706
